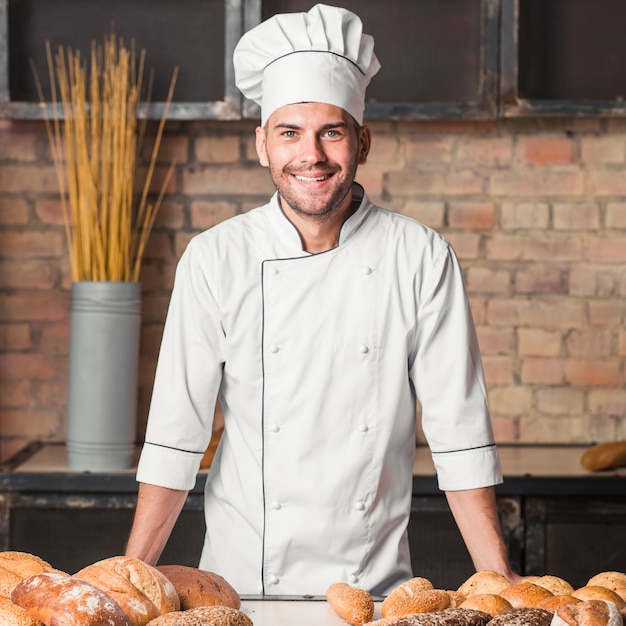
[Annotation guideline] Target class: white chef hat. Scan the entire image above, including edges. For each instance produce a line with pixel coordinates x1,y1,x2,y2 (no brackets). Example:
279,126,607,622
233,3,381,125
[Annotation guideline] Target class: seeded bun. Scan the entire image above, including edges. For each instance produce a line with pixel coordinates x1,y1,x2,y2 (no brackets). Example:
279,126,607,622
531,576,574,596
572,586,626,609
457,572,511,598
586,573,626,603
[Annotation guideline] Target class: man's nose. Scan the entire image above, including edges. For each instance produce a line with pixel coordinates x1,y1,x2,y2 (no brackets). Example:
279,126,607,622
299,133,326,164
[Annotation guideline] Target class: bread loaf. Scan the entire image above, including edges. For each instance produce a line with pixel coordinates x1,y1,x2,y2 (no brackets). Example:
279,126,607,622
486,607,553,626
536,595,582,612
146,605,252,625
499,582,554,608
532,576,575,596
0,595,44,626
11,571,132,626
382,588,450,618
587,573,626,603
326,582,374,625
366,608,491,626
459,593,513,616
551,599,623,626
581,441,626,471
457,572,511,598
156,565,239,610
573,587,626,609
75,556,180,625
0,552,57,599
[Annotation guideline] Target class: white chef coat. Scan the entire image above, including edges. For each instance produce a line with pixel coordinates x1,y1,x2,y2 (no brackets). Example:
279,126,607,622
137,184,502,596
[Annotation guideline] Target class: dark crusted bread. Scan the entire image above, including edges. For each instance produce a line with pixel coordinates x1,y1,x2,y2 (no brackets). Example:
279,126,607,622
486,607,553,626
367,607,492,626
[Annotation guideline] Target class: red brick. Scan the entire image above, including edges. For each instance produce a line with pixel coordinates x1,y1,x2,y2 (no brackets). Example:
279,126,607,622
354,168,383,197
405,137,454,165
490,168,584,196
0,231,65,259
587,236,626,263
606,202,626,229
564,359,622,386
553,202,600,230
153,199,186,229
589,300,625,326
386,170,485,196
141,295,171,324
588,389,626,417
0,165,59,193
448,201,495,229
475,326,515,353
1,379,33,406
0,409,63,438
489,298,586,329
34,198,66,226
465,267,511,294
0,293,68,322
445,233,481,260
39,323,70,355
500,202,549,230
569,268,602,297
518,415,587,443
0,133,39,161
363,135,400,167
489,416,519,443
487,234,583,262
0,353,59,379
0,260,58,289
190,201,238,229
488,385,533,414
195,136,240,164
517,136,575,165
456,136,513,167
516,266,566,294
0,198,29,225
142,232,177,262
565,329,613,358
580,135,625,164
521,357,566,384
142,135,189,164
620,329,626,356
517,328,562,357
468,296,487,325
482,355,515,385
0,324,32,350
136,164,178,195
400,201,445,229
174,232,196,258
182,165,275,196
38,379,68,407
589,169,626,195
537,387,584,415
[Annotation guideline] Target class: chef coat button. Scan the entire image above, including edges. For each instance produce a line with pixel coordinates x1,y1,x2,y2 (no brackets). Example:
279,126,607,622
363,266,372,275
269,344,279,354
354,501,366,511
271,267,279,276
348,574,359,584
271,501,282,510
269,575,279,585
359,344,369,354
358,424,369,433
270,424,280,433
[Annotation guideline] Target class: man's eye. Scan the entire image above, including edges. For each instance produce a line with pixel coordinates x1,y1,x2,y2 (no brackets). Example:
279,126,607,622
325,130,340,138
282,130,297,138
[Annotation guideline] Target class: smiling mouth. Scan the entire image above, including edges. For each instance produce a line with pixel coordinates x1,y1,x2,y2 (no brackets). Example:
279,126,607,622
293,173,333,182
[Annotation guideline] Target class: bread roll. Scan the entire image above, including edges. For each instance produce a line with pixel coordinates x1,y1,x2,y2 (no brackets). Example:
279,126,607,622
382,588,450,618
499,582,554,608
0,596,44,626
156,565,239,610
536,595,582,612
532,576,575,596
459,593,513,616
75,557,179,625
447,591,467,608
366,608,491,626
587,573,626,603
11,571,131,626
487,607,553,626
457,572,511,598
326,582,374,625
0,552,56,599
146,605,252,625
581,441,626,471
551,599,623,626
573,586,626,609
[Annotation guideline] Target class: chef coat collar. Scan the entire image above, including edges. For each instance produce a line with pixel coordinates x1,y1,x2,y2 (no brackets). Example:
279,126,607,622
272,182,371,254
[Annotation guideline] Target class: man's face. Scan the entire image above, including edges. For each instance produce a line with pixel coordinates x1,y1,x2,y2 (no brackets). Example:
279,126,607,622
255,102,371,220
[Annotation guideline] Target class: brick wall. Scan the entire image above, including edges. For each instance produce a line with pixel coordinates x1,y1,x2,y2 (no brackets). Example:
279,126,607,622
1,116,625,461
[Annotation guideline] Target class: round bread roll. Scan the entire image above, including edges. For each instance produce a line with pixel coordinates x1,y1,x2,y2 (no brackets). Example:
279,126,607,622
146,605,252,625
573,586,626,609
531,575,574,596
459,593,513,616
499,582,554,608
326,582,374,626
552,599,623,626
457,571,511,598
0,595,44,626
75,556,179,625
382,588,450,618
11,571,131,626
587,573,626,603
536,595,582,612
156,565,240,610
486,607,553,626
0,552,57,599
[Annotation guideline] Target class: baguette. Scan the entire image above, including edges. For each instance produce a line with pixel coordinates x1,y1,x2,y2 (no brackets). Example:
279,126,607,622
581,441,626,471
326,582,375,625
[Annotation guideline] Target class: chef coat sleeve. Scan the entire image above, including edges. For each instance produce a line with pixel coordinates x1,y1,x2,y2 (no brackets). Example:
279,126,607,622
410,242,503,492
137,235,225,491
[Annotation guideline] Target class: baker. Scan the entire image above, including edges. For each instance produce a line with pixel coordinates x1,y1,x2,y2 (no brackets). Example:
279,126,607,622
125,3,521,595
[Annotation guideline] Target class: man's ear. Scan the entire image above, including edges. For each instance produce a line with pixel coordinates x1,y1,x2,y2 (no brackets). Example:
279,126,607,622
358,125,372,165
255,126,269,167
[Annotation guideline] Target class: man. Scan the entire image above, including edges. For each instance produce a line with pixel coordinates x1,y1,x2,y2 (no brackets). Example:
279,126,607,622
125,4,520,595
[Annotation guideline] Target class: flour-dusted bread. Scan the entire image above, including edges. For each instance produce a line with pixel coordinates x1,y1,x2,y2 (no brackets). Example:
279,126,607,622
326,582,375,626
551,599,624,626
0,552,57,599
156,565,239,610
75,556,180,625
11,571,131,626
0,595,44,626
